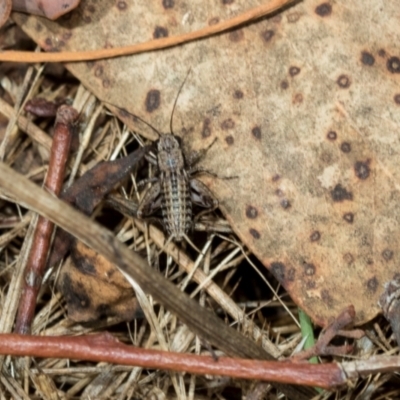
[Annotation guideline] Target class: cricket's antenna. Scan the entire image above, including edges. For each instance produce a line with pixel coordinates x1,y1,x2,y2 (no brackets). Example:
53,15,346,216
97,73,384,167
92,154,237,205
170,68,192,135
102,100,161,138
134,114,162,139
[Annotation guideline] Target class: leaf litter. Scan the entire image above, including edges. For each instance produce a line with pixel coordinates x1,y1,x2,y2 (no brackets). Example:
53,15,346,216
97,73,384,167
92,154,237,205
0,0,400,398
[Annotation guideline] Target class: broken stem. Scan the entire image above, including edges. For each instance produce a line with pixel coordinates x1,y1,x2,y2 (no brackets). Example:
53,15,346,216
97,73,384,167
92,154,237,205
14,105,78,334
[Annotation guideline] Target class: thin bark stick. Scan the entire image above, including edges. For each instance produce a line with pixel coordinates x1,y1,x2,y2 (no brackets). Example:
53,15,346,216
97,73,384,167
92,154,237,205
2,0,296,63
14,105,78,334
0,156,315,400
0,333,345,389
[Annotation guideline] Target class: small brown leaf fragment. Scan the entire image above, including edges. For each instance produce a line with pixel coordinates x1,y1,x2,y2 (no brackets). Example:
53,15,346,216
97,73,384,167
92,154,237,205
62,146,149,214
47,147,149,268
59,242,141,322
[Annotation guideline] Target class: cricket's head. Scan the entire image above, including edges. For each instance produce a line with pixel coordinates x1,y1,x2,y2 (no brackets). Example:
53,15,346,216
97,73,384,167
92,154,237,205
157,134,180,152
157,134,185,170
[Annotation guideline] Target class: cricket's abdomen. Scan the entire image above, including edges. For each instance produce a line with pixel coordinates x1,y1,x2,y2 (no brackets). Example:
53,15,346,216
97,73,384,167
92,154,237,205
161,170,192,241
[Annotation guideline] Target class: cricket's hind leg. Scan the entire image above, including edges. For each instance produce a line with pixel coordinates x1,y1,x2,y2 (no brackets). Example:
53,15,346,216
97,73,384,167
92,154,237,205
190,178,218,222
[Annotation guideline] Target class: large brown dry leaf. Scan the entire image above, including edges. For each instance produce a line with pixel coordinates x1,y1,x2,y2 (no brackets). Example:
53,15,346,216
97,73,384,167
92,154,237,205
13,0,400,326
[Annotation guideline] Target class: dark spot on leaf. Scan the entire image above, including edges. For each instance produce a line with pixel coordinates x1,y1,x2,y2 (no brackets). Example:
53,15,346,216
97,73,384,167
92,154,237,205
304,263,316,276
394,94,400,105
102,79,110,88
225,135,234,145
315,3,332,16
327,131,337,141
202,118,211,137
251,126,261,140
305,281,316,289
94,66,103,77
83,15,92,23
61,275,91,310
87,5,95,12
366,277,378,293
36,23,43,32
162,0,174,8
222,0,234,4
343,213,354,223
153,26,168,38
280,80,289,89
310,231,321,242
387,57,400,73
229,30,244,42
117,1,127,10
331,184,353,202
275,188,283,197
209,17,220,25
337,75,351,88
361,51,375,66
293,93,303,104
343,253,354,264
287,12,301,23
382,249,393,261
246,205,258,219
340,142,351,153
321,289,334,306
62,31,72,41
378,49,386,58
272,174,280,182
97,303,112,317
45,38,52,46
233,89,244,99
280,199,291,209
221,118,235,130
289,66,301,77
261,29,275,43
249,228,261,239
354,160,370,180
145,90,161,112
271,262,286,282
287,268,296,281
71,253,96,276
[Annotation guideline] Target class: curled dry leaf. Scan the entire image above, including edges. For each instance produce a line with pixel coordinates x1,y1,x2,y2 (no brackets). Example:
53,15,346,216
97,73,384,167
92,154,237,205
12,0,80,20
13,0,400,326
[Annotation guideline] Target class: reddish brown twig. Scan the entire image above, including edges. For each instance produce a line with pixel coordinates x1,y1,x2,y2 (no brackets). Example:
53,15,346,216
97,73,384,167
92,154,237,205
14,105,78,334
0,332,345,389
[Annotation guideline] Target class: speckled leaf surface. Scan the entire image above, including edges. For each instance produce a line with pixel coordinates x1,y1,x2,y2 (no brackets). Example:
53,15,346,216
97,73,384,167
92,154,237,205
13,0,400,326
